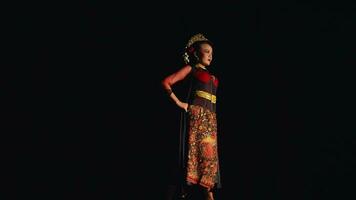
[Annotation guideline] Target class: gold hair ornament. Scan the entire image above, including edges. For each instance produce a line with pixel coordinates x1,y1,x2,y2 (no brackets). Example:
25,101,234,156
183,33,210,64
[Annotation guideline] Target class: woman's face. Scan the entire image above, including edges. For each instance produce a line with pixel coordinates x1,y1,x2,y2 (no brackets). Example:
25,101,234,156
198,43,213,66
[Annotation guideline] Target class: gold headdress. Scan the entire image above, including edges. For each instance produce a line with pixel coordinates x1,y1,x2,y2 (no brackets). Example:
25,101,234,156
183,33,210,64
186,33,209,48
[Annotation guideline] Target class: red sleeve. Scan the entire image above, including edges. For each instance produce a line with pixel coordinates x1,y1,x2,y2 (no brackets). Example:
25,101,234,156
161,65,192,90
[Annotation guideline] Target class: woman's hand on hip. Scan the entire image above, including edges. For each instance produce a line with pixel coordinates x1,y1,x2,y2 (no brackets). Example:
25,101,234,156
176,101,189,112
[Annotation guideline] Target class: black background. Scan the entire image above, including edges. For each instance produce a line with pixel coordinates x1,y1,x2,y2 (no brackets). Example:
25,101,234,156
4,1,355,199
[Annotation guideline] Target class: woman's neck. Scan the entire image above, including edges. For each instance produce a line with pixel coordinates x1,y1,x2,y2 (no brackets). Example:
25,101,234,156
195,63,207,70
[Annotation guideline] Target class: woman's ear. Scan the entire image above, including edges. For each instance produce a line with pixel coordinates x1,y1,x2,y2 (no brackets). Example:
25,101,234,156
194,52,199,61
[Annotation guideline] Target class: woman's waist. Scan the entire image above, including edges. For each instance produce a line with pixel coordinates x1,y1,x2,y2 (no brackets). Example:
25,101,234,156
193,90,217,104
190,97,216,113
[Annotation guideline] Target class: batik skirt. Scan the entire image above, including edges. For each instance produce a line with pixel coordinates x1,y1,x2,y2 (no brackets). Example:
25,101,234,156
186,104,220,190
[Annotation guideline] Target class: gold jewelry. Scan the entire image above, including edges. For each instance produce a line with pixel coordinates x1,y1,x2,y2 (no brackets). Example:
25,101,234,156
186,33,209,48
195,64,207,70
195,90,216,104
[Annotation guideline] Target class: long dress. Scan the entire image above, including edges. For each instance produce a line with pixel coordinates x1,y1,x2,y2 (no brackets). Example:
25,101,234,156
181,66,221,190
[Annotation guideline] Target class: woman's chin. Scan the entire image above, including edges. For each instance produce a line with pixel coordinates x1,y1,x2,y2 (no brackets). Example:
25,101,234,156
202,62,210,67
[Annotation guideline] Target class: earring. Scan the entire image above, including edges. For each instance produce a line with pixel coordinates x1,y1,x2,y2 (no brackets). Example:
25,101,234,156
194,53,199,61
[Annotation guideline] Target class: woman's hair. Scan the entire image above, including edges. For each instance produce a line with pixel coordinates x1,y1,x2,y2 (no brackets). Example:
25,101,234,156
182,33,213,65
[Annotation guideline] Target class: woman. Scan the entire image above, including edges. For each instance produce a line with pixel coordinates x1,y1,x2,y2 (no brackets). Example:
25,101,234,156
161,33,221,200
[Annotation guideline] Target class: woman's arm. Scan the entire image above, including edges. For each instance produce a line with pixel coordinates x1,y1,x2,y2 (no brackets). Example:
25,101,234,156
161,65,192,111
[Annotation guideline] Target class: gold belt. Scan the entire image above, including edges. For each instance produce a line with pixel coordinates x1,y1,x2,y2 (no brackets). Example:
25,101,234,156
195,90,216,104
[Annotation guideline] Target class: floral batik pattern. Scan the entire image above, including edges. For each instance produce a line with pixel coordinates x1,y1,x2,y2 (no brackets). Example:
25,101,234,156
186,105,218,189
